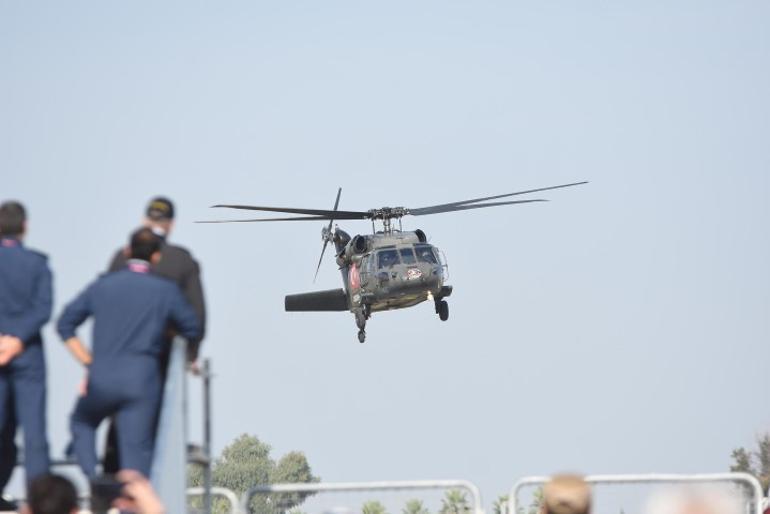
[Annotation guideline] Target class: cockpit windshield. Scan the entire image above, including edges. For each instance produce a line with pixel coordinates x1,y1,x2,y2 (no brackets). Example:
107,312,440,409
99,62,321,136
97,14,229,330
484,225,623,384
377,249,400,269
414,244,438,264
399,248,416,265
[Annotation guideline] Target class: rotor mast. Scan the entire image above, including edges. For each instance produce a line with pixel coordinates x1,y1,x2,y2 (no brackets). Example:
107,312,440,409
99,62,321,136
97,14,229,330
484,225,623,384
368,207,408,235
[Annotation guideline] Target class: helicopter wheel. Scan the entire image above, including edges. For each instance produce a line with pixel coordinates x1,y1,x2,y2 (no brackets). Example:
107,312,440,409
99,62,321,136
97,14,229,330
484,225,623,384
358,330,366,343
437,300,449,321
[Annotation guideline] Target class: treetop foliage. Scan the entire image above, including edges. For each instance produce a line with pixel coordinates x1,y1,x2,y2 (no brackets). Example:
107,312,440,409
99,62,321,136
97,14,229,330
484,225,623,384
730,433,770,493
189,434,319,514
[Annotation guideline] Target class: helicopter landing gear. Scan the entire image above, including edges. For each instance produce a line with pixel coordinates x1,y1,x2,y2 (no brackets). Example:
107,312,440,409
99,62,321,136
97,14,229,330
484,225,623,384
355,309,367,343
435,299,449,321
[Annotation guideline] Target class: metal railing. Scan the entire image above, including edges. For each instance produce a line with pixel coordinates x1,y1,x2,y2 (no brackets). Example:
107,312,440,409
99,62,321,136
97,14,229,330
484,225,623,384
508,473,764,514
188,486,241,514
151,337,189,514
241,480,484,514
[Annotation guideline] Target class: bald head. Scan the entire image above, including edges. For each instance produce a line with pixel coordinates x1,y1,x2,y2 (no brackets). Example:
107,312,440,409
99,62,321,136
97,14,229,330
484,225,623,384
542,475,591,514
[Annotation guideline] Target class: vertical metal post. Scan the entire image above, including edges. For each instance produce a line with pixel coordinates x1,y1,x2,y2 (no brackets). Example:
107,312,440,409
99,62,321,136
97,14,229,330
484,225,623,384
203,359,213,514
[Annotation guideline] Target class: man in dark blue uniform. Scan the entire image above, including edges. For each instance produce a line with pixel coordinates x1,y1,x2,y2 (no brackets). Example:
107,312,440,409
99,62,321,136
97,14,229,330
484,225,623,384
0,201,52,493
103,196,207,472
57,227,200,478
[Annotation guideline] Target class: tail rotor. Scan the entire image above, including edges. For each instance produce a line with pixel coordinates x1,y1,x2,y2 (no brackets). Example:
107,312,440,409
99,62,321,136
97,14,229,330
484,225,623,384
314,187,342,282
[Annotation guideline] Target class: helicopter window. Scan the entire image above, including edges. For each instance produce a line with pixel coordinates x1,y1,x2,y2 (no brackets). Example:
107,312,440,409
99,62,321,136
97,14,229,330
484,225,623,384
377,249,400,269
399,248,416,264
414,244,437,264
361,255,373,273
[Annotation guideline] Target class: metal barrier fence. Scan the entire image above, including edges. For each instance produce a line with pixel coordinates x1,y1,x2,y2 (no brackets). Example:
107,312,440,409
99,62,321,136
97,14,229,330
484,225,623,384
188,486,241,514
509,473,764,514
241,480,484,514
150,337,189,514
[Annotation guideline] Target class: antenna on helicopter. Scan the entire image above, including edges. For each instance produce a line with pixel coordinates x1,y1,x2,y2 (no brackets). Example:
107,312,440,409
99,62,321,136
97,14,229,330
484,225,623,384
315,188,342,282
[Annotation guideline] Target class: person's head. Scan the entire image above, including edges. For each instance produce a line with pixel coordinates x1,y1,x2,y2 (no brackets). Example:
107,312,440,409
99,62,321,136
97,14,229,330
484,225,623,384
143,196,175,237
25,474,78,514
0,200,27,238
644,486,743,514
130,227,163,263
542,475,591,514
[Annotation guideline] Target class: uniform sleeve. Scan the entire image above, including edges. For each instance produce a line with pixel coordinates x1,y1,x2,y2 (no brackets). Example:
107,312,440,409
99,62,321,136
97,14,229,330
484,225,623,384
57,283,95,341
181,257,206,355
107,248,126,273
12,258,53,343
167,287,201,345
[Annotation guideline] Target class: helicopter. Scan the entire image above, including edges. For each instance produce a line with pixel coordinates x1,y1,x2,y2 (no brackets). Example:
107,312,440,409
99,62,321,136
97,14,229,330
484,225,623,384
198,181,587,342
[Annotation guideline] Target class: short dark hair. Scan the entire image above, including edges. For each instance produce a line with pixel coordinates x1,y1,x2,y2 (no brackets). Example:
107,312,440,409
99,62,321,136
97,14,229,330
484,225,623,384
0,201,26,236
130,227,162,261
28,474,78,514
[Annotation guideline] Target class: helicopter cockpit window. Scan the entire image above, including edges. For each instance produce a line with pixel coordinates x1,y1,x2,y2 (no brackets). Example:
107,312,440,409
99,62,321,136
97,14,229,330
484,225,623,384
414,244,438,264
377,249,401,269
399,248,416,264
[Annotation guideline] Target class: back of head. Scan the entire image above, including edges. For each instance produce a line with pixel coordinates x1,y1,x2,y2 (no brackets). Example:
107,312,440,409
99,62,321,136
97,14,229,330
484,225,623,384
27,474,78,514
542,475,591,514
0,201,26,237
130,227,162,262
644,485,744,514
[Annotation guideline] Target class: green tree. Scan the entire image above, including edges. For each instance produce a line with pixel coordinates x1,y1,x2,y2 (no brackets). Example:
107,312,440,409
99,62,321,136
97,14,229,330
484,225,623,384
731,433,770,493
362,500,389,514
525,488,543,514
493,495,508,514
189,434,319,514
439,490,471,514
500,487,542,514
403,499,430,514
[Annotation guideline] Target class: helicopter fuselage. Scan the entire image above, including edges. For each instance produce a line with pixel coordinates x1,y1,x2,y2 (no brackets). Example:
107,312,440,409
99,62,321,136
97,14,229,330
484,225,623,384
335,229,452,314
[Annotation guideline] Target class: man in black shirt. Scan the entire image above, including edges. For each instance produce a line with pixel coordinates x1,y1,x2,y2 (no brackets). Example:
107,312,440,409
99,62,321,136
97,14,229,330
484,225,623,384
108,197,206,361
103,196,206,472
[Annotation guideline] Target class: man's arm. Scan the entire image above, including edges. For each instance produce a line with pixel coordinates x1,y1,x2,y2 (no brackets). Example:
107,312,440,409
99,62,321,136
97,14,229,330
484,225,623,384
11,259,53,343
65,337,93,366
57,284,95,352
181,258,206,359
167,287,201,346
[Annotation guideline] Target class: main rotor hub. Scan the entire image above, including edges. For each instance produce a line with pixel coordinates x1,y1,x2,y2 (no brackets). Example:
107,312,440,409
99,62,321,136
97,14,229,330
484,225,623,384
367,207,409,220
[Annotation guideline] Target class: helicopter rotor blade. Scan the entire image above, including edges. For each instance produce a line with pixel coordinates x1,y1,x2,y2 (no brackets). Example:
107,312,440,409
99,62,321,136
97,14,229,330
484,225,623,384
195,215,334,224
314,187,342,282
211,203,368,219
409,199,547,216
407,181,588,215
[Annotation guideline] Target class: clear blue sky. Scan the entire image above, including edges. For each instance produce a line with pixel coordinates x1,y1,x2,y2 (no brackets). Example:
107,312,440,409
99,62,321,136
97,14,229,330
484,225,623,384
2,0,769,505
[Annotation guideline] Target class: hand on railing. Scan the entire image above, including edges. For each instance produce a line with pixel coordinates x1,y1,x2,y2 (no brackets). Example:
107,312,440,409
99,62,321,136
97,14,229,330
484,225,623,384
113,470,166,514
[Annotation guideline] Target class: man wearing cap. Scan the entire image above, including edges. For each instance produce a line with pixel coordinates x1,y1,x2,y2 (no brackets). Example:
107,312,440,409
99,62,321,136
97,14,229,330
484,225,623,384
108,197,206,361
0,201,52,494
101,196,206,472
58,227,201,478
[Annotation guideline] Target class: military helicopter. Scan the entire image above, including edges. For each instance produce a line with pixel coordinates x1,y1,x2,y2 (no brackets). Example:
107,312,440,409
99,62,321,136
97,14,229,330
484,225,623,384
199,181,586,342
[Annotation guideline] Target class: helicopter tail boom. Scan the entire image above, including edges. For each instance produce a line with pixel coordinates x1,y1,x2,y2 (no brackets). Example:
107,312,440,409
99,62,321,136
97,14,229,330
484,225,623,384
285,288,349,312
